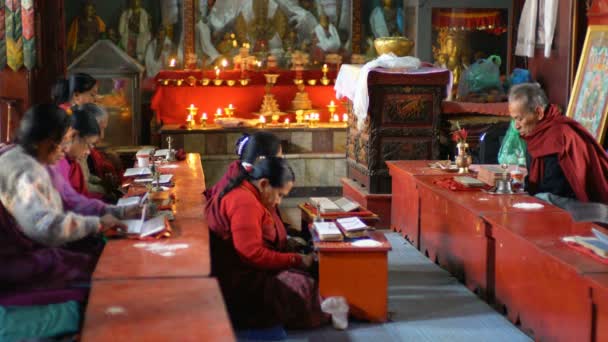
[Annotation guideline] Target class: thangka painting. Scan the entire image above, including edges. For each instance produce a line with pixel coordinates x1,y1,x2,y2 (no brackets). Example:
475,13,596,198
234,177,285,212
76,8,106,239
567,25,608,144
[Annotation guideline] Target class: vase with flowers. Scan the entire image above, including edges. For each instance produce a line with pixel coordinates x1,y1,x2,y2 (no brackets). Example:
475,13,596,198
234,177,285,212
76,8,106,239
452,122,472,173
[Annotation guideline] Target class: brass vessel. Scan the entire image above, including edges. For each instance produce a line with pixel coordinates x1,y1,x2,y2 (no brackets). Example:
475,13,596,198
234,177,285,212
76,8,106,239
374,37,415,57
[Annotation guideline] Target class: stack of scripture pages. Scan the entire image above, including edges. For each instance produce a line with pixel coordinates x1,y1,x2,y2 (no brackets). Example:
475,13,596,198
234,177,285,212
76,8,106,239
335,217,369,238
313,221,344,241
309,197,360,213
121,205,167,238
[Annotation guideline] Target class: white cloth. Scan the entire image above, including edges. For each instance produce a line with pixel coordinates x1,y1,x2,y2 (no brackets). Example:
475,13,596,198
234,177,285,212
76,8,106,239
515,0,558,58
0,146,100,247
208,0,241,32
335,54,421,130
314,24,341,52
119,8,152,62
369,7,389,38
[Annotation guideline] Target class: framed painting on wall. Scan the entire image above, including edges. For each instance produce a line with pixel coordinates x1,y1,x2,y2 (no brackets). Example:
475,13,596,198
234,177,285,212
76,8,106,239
566,25,608,144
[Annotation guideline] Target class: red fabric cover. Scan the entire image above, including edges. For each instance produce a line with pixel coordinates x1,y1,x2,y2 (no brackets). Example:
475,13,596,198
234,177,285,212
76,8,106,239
524,105,608,204
433,177,492,191
151,83,344,124
564,240,608,265
205,180,299,270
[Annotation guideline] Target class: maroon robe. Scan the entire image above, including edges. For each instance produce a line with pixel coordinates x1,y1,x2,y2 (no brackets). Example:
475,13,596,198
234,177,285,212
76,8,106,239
524,105,608,204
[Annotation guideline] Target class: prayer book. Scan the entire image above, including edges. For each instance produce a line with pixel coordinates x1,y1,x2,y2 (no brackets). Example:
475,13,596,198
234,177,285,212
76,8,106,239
313,222,344,241
121,205,167,238
133,174,173,184
124,167,151,177
477,165,505,186
335,217,369,238
116,192,149,207
309,197,360,213
453,176,487,188
154,149,170,158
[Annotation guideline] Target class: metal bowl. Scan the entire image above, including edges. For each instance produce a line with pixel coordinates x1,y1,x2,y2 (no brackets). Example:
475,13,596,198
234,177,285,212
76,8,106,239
374,37,415,57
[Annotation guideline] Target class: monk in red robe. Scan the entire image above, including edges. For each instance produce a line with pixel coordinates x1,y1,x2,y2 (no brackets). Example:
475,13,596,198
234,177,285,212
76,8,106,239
205,157,327,329
509,83,608,222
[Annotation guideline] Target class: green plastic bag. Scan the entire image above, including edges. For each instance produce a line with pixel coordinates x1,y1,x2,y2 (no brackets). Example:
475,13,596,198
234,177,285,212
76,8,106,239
0,301,81,341
498,120,527,166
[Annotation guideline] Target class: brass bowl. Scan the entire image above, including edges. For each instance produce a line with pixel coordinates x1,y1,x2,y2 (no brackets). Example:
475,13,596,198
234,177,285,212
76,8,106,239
320,78,330,86
213,79,224,86
264,74,280,84
239,79,250,86
374,37,415,57
307,79,317,86
201,78,210,86
226,80,236,87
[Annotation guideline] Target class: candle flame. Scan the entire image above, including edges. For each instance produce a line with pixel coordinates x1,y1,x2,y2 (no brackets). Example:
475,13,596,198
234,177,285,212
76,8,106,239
330,100,335,106
285,118,290,124
169,58,176,67
342,113,348,122
222,59,228,67
229,104,233,109
259,115,266,123
202,113,208,120
216,108,222,115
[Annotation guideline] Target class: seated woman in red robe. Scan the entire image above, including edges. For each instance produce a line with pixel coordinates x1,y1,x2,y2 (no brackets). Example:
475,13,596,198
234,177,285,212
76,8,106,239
206,157,327,329
52,107,102,199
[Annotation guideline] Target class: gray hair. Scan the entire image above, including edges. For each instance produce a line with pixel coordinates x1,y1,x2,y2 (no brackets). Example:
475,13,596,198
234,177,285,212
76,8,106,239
508,83,549,114
76,103,108,123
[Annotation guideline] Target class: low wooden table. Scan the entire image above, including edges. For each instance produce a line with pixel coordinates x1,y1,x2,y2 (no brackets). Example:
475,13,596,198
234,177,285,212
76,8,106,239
312,230,392,322
81,278,235,341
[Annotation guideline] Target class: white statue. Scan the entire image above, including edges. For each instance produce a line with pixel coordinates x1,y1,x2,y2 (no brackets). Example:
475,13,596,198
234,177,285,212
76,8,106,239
315,0,350,31
195,0,221,64
119,0,152,62
144,26,174,77
275,0,318,44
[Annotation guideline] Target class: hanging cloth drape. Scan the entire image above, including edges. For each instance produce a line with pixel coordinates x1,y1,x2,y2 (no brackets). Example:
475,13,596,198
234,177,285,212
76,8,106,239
21,0,34,70
5,0,23,71
515,0,558,58
0,1,6,70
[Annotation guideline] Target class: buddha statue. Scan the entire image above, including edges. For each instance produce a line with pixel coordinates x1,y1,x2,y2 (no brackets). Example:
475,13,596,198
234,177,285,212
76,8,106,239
119,0,152,62
234,0,288,55
369,0,403,38
67,2,106,62
311,14,340,63
433,30,464,88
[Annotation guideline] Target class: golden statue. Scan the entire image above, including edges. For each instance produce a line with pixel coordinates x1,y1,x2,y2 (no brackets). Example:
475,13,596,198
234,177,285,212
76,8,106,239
433,29,468,89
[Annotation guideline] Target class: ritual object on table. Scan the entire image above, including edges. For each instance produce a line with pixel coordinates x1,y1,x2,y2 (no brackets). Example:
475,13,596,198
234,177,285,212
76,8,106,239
224,104,236,117
291,79,313,111
321,64,331,85
186,104,197,129
213,67,223,86
477,165,505,186
327,100,338,118
200,112,208,127
257,74,286,124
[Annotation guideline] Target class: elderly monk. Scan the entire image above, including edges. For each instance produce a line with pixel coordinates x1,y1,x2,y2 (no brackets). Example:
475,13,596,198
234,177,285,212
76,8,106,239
508,83,608,222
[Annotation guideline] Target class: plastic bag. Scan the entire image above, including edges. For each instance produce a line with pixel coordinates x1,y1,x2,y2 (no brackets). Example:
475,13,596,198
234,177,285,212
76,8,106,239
458,55,502,98
497,120,527,166
508,68,532,86
321,296,349,330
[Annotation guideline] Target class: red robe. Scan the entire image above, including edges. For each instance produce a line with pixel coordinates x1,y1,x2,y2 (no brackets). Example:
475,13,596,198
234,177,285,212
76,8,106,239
524,105,608,204
205,180,325,329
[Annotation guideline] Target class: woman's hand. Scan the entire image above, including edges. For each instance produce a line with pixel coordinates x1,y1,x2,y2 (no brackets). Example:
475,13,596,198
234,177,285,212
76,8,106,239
99,214,127,233
123,204,142,219
299,253,315,269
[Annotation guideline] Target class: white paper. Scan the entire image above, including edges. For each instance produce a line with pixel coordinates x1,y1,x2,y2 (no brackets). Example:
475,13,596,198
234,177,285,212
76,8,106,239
136,148,154,157
351,240,382,248
314,221,342,237
133,174,173,184
512,202,544,209
154,149,170,157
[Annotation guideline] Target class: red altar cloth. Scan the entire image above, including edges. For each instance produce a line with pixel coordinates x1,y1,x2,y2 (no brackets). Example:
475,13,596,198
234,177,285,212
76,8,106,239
151,70,344,124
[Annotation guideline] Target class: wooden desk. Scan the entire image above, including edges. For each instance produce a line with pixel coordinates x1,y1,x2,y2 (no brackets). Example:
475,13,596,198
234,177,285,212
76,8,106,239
586,274,608,342
81,278,235,341
93,154,210,280
386,160,452,247
313,231,391,322
483,212,600,341
414,174,564,299
298,203,380,231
